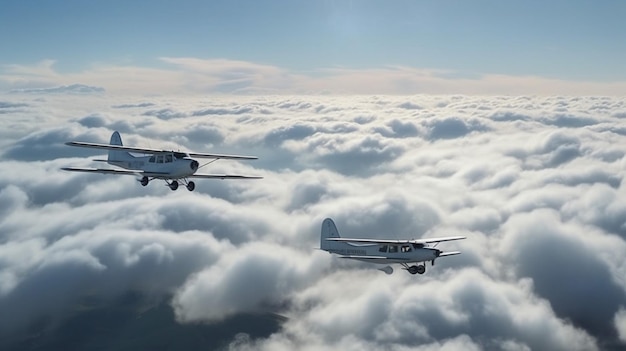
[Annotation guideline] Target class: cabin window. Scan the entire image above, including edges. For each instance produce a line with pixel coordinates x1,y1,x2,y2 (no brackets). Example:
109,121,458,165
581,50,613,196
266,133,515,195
165,154,173,163
379,245,388,253
149,155,155,163
157,155,164,163
401,245,412,253
389,245,398,253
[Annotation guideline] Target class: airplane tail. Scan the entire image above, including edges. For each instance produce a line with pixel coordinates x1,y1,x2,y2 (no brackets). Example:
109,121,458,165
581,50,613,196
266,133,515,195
320,218,341,251
107,131,134,163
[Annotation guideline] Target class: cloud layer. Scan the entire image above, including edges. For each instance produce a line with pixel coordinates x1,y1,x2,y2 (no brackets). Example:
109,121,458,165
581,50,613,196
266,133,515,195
1,93,625,349
3,59,626,96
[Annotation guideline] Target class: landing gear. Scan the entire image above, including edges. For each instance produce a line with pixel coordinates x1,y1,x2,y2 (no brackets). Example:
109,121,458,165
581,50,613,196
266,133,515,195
168,180,179,191
140,176,150,187
165,179,195,191
404,264,426,275
136,177,193,191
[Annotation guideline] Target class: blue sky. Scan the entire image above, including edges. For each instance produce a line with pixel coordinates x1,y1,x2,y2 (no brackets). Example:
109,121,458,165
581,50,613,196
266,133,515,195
1,0,626,94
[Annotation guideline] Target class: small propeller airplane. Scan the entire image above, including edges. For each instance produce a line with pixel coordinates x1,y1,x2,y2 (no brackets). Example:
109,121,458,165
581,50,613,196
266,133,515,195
62,131,262,191
320,218,465,275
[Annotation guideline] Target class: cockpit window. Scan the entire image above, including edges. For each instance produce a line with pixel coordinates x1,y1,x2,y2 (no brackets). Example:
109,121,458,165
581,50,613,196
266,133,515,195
165,154,173,163
156,155,164,163
379,245,388,253
389,245,398,253
401,245,412,253
149,155,155,163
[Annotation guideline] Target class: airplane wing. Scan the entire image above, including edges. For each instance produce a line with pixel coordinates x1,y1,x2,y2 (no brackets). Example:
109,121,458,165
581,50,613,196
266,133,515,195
337,255,412,261
326,236,466,244
66,141,170,154
66,141,257,160
62,168,261,179
188,173,263,179
62,167,141,175
438,251,461,257
187,152,257,160
409,236,465,244
411,236,466,244
61,167,168,177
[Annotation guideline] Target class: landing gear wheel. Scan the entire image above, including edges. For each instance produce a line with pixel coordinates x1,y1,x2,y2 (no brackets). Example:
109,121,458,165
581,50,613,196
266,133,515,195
186,181,195,192
408,265,419,275
169,180,179,191
416,265,426,275
140,176,149,187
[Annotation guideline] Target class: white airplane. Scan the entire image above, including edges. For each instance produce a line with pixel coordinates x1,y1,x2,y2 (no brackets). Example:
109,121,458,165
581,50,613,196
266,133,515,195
320,218,465,275
62,131,262,191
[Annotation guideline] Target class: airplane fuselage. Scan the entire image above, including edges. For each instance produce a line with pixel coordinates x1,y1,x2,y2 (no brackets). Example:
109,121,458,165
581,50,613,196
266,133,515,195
108,153,199,179
326,242,439,264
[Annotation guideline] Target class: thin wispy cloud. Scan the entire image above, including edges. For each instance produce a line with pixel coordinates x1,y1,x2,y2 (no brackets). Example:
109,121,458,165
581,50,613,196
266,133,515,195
3,59,626,96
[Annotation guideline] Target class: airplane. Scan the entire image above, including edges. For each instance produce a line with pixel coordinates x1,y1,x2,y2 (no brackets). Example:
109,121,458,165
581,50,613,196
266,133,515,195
320,218,465,275
62,131,262,191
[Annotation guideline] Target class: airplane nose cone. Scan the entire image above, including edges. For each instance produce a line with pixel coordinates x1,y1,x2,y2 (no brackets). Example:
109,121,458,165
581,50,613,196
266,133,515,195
190,160,199,171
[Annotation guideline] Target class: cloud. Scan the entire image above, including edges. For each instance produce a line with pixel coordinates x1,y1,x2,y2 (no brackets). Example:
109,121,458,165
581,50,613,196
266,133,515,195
173,243,329,323
308,134,406,176
9,83,105,95
615,308,626,344
231,269,597,351
0,229,229,333
424,117,490,140
263,124,318,147
0,93,625,349
4,59,626,95
0,101,29,109
500,210,625,340
374,119,420,139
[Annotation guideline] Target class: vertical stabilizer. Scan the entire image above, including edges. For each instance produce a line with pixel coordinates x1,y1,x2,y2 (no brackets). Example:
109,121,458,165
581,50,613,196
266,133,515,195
320,218,341,251
107,131,133,163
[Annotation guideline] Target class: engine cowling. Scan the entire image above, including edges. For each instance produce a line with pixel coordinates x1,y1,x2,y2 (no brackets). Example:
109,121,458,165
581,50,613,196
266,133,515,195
190,160,199,171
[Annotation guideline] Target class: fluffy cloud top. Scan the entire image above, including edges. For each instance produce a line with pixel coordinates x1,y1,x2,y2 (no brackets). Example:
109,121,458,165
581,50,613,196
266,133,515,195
1,93,625,349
